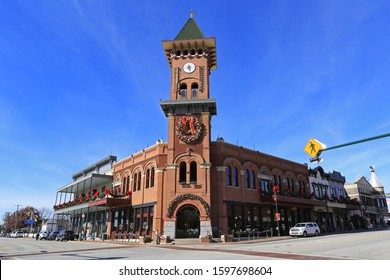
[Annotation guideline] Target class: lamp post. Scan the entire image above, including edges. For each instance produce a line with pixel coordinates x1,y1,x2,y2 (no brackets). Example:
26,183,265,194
273,186,280,237
81,213,85,240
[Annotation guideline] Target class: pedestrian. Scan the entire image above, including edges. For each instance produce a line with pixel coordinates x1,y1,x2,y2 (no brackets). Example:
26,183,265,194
83,228,87,240
35,232,39,241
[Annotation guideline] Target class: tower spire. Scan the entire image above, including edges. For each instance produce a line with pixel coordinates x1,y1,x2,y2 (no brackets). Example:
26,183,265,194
190,9,196,18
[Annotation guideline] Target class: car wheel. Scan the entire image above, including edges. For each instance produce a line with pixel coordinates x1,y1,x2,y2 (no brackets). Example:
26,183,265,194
303,231,307,237
315,230,319,236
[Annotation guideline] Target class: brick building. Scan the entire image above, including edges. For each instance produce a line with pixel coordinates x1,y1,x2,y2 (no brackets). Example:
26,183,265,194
109,17,315,240
54,16,363,241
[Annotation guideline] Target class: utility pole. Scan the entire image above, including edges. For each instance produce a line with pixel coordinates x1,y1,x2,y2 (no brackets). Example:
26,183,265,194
14,204,22,231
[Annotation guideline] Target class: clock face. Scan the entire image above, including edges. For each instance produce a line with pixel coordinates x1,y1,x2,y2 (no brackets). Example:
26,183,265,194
183,62,196,73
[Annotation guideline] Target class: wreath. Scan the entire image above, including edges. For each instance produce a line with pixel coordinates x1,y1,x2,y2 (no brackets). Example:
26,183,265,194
175,115,203,144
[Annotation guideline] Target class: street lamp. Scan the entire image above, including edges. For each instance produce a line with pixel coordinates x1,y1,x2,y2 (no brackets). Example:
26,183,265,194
273,185,280,237
81,213,85,240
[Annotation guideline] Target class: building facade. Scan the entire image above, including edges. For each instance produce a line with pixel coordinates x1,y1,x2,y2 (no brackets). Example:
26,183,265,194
344,167,389,229
52,17,386,242
109,17,320,240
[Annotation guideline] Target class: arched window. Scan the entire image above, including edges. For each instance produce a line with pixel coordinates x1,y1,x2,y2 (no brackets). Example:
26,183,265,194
226,165,232,186
123,176,127,192
245,170,250,189
233,167,239,187
190,161,197,183
137,172,141,191
251,171,256,189
133,173,138,192
179,162,186,183
150,167,155,188
191,83,198,99
179,84,187,99
146,169,150,189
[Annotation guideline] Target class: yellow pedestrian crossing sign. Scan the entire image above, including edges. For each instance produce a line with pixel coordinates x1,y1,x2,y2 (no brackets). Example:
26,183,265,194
304,138,326,157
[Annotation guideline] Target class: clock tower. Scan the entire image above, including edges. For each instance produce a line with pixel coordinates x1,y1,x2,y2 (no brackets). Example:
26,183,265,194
160,15,217,238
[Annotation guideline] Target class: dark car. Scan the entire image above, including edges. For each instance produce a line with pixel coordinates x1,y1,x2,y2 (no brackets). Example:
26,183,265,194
55,229,75,241
48,230,59,241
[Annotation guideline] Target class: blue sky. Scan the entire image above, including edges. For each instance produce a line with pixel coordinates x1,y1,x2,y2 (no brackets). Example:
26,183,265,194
1,0,390,220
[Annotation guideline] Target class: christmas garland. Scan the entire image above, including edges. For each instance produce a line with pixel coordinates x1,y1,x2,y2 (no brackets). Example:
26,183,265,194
167,193,211,218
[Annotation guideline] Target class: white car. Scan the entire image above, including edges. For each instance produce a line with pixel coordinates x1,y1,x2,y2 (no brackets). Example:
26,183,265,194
12,231,24,238
289,222,320,237
38,231,49,240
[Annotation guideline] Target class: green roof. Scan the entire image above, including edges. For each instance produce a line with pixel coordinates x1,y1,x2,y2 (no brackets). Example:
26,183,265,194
174,18,205,40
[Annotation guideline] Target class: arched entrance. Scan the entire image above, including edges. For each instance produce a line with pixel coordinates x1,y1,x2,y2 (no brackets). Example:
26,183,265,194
175,205,200,238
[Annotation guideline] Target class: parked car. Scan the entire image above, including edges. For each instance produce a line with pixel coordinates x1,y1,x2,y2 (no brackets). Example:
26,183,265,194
48,230,59,240
289,222,320,237
56,229,75,241
38,231,49,240
12,231,24,238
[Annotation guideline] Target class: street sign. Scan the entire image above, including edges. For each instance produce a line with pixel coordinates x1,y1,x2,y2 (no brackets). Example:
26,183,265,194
24,220,36,225
304,138,326,157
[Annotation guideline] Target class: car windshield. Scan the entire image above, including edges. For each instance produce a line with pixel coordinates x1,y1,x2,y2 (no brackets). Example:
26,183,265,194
294,223,306,227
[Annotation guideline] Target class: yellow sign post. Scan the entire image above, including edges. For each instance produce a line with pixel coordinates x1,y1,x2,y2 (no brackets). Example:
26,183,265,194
304,138,325,158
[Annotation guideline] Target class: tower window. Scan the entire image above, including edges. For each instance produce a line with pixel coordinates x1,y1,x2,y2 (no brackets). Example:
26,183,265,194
190,161,197,183
190,49,196,56
198,48,203,55
183,49,189,56
191,83,198,99
179,84,187,99
179,162,186,183
176,50,181,56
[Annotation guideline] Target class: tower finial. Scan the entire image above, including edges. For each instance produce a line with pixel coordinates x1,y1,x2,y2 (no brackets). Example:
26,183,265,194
190,9,196,18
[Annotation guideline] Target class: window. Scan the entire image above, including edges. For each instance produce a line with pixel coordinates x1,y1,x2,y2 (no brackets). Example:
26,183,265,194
245,170,250,188
137,172,141,191
261,179,269,193
146,169,150,189
273,175,281,188
179,162,186,183
191,83,198,98
123,177,127,193
251,171,256,189
179,84,187,99
150,167,155,188
233,167,239,187
145,168,155,189
226,165,232,186
190,161,197,183
133,173,138,192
